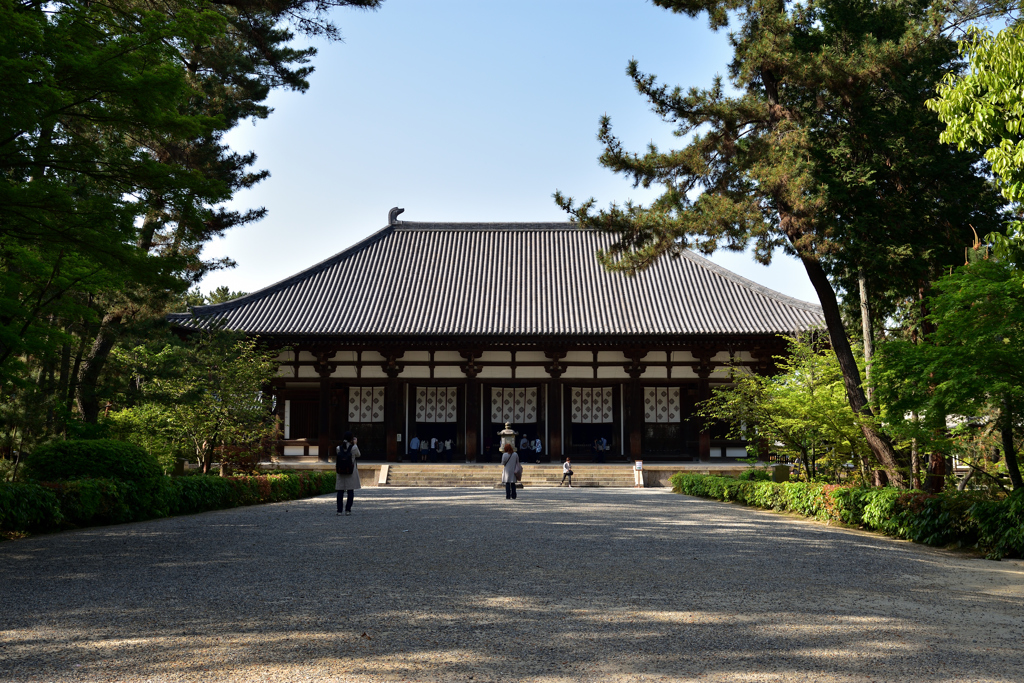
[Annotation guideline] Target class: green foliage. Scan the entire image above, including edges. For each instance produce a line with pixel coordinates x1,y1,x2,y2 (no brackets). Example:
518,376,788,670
930,23,1024,251
699,336,869,481
670,473,1023,558
0,471,335,535
0,482,63,532
23,439,162,482
874,258,1024,489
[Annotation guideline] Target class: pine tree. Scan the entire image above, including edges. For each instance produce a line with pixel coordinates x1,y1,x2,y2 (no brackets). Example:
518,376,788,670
555,0,1005,487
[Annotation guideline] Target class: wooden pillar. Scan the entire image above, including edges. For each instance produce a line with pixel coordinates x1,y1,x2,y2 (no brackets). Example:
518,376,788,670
385,379,400,461
624,350,646,459
696,350,714,461
461,350,482,461
629,379,643,458
314,351,337,462
382,353,404,463
548,378,562,458
466,378,479,460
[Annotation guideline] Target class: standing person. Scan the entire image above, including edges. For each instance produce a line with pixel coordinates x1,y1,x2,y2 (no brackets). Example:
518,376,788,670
335,432,361,516
561,457,574,487
409,435,420,462
501,443,520,500
435,437,444,462
533,436,543,463
520,434,529,453
444,437,453,463
419,437,430,463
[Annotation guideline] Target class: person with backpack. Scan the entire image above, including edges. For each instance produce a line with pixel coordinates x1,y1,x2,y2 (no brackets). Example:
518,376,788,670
335,432,361,516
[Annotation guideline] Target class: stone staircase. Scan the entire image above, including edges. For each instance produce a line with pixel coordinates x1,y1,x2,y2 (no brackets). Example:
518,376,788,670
383,464,636,488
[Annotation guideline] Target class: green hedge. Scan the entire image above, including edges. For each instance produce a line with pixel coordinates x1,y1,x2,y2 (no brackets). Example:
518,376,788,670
23,439,163,481
0,471,336,536
670,473,1024,560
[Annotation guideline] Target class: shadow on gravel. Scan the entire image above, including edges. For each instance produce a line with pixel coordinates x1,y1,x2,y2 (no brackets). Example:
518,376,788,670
1,488,1022,682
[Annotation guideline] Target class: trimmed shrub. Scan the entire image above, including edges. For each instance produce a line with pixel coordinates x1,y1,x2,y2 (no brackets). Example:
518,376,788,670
1,470,337,536
669,472,1023,559
23,440,162,482
0,482,63,532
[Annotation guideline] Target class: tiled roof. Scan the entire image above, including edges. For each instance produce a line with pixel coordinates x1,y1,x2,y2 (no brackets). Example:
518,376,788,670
168,221,823,338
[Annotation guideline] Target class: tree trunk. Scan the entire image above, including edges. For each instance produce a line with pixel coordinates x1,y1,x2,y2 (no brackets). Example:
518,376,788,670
75,312,123,423
910,412,922,490
800,256,907,487
1000,395,1024,490
858,269,875,407
957,467,975,492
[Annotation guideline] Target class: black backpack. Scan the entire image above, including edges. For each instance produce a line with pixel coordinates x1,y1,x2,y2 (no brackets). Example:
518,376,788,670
336,442,354,476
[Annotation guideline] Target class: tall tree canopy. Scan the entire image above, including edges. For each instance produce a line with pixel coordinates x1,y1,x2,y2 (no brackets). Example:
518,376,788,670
0,0,379,438
555,0,1004,487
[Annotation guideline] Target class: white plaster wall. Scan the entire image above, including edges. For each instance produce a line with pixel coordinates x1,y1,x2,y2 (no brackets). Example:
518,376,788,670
596,351,628,362
298,351,316,361
361,366,388,378
330,366,357,378
361,350,386,362
479,351,512,362
673,366,698,378
478,366,512,378
515,366,549,379
597,366,629,379
644,351,668,362
297,366,319,378
516,351,548,362
712,351,731,361
434,366,466,378
561,366,593,379
434,351,463,362
401,351,430,362
277,350,294,362
671,351,696,362
642,366,668,379
399,366,430,378
735,351,754,361
564,351,592,362
331,351,357,363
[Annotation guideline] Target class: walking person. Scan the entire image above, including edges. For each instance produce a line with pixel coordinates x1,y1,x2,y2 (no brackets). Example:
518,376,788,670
335,432,361,516
560,457,574,487
501,443,520,500
533,436,543,463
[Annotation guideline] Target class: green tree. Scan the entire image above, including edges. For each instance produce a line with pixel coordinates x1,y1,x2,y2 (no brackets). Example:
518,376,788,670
0,0,379,437
929,22,1024,252
555,0,1004,487
699,336,869,482
874,258,1024,490
113,332,280,474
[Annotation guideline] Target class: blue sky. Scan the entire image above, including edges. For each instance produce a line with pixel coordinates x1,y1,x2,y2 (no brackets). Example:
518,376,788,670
203,0,817,303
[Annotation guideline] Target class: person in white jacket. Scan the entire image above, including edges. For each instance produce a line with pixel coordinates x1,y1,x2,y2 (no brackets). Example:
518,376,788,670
561,457,573,487
501,444,520,500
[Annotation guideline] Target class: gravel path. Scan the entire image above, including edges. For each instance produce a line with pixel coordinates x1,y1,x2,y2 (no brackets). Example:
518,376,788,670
1,487,1022,682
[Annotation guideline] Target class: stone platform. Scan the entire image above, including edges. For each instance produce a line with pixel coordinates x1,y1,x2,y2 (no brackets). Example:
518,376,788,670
258,460,752,487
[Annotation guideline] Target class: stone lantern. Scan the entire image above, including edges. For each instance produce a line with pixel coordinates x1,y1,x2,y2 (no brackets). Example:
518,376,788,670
497,422,518,452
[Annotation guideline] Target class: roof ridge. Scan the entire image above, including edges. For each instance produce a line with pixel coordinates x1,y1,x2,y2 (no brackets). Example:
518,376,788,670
678,250,822,313
394,221,575,230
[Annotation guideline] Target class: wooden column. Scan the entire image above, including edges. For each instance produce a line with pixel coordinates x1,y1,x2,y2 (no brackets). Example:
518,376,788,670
624,350,646,459
383,353,404,462
544,351,566,458
314,351,338,463
461,350,482,461
696,350,714,461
